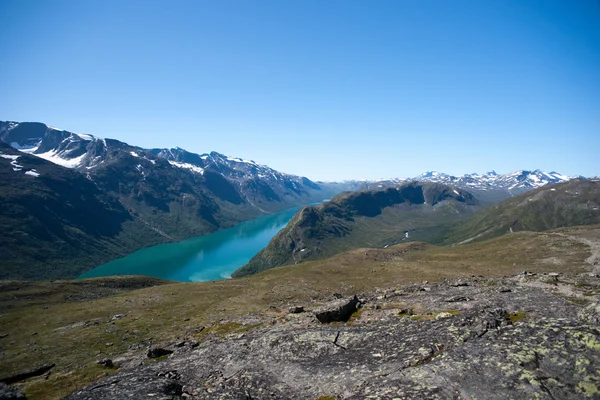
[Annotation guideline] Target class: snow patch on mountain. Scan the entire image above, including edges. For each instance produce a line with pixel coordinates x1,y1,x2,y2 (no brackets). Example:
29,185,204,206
10,142,38,152
36,150,87,168
408,169,573,192
226,155,257,165
74,133,94,141
168,161,205,175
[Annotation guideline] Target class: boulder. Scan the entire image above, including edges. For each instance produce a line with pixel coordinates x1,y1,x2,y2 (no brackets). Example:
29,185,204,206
147,348,173,358
314,295,360,323
97,358,114,368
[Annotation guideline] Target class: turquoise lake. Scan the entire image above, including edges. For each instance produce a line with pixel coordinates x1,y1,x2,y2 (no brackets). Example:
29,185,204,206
78,205,304,282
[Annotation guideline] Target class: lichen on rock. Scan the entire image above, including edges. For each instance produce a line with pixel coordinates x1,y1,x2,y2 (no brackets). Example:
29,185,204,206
65,275,600,400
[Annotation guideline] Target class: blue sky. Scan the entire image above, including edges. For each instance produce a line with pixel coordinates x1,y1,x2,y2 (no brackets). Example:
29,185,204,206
1,0,598,181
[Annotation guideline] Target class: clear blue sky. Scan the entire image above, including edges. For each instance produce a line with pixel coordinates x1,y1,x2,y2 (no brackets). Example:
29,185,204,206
1,0,598,181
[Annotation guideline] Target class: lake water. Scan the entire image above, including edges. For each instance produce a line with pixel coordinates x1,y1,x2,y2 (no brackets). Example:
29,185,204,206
78,206,303,282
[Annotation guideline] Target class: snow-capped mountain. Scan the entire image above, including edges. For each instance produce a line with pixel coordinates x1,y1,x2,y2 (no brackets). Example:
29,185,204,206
148,147,321,194
0,120,348,279
361,170,574,201
0,121,111,168
0,121,334,208
410,170,573,193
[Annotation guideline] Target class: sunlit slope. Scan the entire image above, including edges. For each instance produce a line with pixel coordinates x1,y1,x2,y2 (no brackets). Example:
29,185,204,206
435,179,600,245
234,182,482,277
2,224,598,399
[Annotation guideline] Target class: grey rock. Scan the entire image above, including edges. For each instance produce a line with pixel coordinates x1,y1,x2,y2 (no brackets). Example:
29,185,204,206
157,370,181,380
452,281,470,287
97,359,113,368
66,278,600,400
579,300,600,325
0,383,26,400
185,326,204,336
435,312,454,320
147,348,173,359
444,296,472,302
314,295,360,323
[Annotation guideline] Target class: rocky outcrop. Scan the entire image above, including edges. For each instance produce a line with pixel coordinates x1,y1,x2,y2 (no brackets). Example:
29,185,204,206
0,363,55,385
314,295,361,323
147,348,174,358
0,383,26,400
66,274,600,399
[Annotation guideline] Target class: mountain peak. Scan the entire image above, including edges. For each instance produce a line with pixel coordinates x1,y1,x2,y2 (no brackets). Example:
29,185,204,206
403,169,573,194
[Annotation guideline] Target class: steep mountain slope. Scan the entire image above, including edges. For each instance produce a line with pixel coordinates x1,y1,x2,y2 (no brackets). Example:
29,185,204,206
148,147,327,212
0,121,340,280
233,182,481,277
436,178,600,245
0,142,167,280
0,121,334,209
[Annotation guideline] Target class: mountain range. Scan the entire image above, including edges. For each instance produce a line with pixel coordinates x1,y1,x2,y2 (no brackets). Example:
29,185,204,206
1,121,576,198
0,121,345,279
1,121,599,400
361,169,575,204
237,178,600,277
0,120,583,280
0,121,339,209
234,181,482,277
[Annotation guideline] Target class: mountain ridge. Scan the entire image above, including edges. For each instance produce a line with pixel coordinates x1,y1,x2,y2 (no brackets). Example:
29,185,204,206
0,120,590,280
433,178,600,245
1,122,579,196
233,181,483,277
0,121,342,280
353,169,576,204
234,178,600,278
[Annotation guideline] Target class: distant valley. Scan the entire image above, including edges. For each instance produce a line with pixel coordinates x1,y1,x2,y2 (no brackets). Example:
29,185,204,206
0,120,583,281
0,121,346,280
235,182,482,277
1,121,599,400
236,178,600,277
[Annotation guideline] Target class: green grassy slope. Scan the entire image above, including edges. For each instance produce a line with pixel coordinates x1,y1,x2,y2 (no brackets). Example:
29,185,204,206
435,178,600,245
1,224,597,399
233,182,482,277
0,146,169,280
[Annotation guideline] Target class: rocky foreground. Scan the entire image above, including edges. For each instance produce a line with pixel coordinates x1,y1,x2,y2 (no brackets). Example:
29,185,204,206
62,272,600,400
